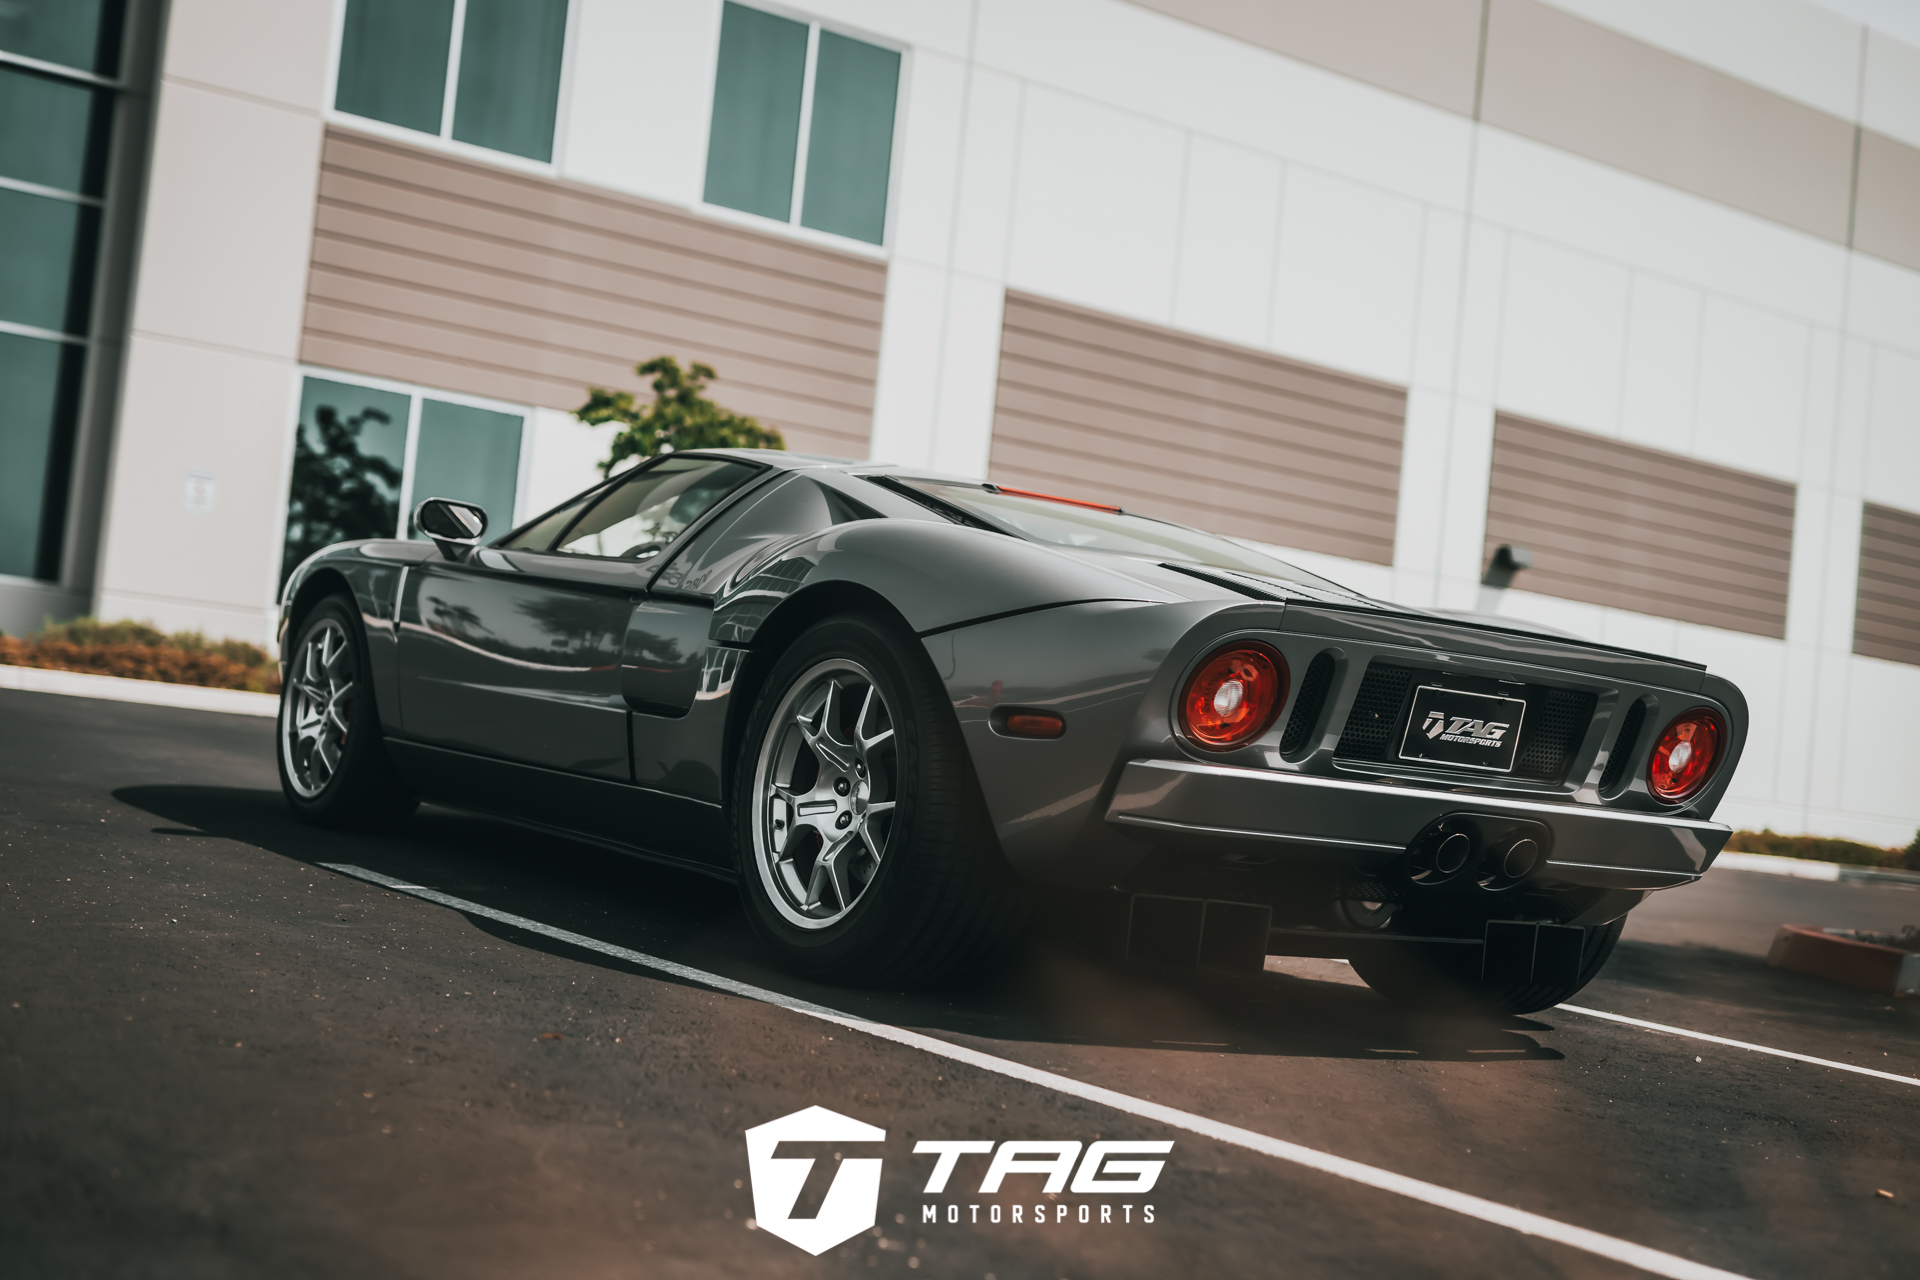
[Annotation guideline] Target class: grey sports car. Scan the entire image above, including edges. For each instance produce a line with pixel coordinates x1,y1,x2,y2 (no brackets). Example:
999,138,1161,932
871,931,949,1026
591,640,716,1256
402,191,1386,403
277,449,1745,1013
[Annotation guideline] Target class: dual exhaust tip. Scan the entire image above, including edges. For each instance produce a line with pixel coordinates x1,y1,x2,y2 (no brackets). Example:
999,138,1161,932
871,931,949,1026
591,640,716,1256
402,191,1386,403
1406,816,1547,892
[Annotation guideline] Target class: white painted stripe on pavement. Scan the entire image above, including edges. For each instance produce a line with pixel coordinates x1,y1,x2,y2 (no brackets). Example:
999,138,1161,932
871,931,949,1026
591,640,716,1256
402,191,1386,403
321,862,1752,1280
0,663,279,717
1556,1004,1920,1087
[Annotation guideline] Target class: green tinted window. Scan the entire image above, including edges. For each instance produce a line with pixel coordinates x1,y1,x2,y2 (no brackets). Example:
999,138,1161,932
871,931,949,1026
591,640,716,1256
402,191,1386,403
703,2,808,221
0,67,111,196
799,32,898,244
334,0,455,135
280,378,412,586
0,332,83,579
409,399,524,539
0,0,122,76
450,0,568,162
0,187,98,334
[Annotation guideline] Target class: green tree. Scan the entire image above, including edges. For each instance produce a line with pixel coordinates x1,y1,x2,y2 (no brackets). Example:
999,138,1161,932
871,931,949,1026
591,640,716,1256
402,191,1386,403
575,356,784,477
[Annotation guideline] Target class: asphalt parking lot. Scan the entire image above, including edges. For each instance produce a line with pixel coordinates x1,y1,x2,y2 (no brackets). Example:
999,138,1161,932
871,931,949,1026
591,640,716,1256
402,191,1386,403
3,686,1916,1279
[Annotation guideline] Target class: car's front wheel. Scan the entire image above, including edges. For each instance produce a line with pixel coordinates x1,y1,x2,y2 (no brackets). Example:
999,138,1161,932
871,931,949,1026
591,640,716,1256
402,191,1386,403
732,612,1022,986
1349,918,1626,1015
276,594,416,830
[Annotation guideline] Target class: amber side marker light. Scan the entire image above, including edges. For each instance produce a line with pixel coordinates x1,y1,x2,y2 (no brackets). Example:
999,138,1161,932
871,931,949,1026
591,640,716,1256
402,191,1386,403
1647,707,1725,801
1000,710,1066,739
1180,643,1287,749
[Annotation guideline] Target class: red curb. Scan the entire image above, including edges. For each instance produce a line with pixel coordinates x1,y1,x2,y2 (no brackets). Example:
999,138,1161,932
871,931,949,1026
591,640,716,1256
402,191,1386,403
1767,924,1920,996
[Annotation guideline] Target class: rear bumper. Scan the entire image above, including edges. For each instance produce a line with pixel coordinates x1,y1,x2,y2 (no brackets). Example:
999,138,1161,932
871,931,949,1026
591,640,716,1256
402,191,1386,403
1104,758,1727,889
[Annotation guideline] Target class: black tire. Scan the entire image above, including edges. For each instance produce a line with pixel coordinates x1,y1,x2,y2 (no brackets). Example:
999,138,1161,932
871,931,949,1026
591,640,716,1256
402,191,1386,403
1350,918,1626,1015
276,594,417,830
731,611,1022,986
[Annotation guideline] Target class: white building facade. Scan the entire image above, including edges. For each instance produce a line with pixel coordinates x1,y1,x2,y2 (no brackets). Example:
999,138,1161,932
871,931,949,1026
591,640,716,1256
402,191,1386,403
2,0,1917,844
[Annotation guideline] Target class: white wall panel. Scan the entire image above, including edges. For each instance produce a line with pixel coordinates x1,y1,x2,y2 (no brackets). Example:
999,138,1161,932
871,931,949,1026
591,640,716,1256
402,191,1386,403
1005,88,1185,324
1618,273,1703,452
1473,129,1849,326
97,340,300,644
928,275,1008,479
1408,208,1466,394
1171,137,1282,348
1435,397,1496,610
1862,346,1920,512
1845,253,1920,356
1692,297,1811,481
868,259,946,468
1269,168,1424,384
888,52,968,267
523,408,615,523
1495,237,1631,436
1862,30,1920,151
1832,655,1920,844
563,0,716,205
972,0,1473,209
162,0,335,111
1390,386,1460,606
131,81,324,359
948,69,1023,280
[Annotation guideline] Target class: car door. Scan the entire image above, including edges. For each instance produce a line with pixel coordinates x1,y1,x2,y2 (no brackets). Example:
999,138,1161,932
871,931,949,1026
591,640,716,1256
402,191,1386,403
619,473,884,803
396,456,764,779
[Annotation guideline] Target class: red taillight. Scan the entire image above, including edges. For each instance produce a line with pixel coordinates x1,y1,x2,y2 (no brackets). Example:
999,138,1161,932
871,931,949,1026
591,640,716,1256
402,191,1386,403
1647,708,1725,802
1180,644,1287,749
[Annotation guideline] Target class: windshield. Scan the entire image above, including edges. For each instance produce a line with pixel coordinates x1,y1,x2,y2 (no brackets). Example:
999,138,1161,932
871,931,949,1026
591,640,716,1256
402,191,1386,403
897,479,1358,594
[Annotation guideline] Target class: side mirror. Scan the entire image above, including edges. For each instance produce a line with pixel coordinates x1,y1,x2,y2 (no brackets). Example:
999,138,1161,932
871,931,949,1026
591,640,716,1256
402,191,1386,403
414,497,488,560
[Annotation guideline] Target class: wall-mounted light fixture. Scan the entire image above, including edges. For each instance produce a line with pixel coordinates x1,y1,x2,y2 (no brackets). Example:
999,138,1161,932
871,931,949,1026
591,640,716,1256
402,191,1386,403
1482,544,1534,591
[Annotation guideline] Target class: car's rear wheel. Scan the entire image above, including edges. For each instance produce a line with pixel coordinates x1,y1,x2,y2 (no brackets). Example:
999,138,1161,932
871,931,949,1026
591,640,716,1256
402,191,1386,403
733,612,1022,986
1349,918,1626,1015
277,594,416,830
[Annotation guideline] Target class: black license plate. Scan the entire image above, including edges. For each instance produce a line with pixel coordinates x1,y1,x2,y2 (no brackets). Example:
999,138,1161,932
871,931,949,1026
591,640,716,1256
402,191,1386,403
1398,685,1527,773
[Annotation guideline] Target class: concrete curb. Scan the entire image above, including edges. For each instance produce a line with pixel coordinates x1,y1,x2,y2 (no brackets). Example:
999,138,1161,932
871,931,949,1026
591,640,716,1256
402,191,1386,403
1714,850,1920,888
0,663,279,718
1767,924,1920,996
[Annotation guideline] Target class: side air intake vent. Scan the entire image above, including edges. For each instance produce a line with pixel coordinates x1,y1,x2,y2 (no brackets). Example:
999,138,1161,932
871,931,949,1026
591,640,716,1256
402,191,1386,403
1599,698,1647,794
1279,651,1336,755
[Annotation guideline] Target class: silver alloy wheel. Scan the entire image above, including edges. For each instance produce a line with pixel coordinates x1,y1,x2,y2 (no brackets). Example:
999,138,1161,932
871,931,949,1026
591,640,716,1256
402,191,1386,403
751,659,899,930
281,617,356,799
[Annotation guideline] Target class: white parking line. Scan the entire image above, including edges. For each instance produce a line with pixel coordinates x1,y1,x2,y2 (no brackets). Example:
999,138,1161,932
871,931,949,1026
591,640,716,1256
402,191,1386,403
1557,1004,1920,1087
321,862,1751,1280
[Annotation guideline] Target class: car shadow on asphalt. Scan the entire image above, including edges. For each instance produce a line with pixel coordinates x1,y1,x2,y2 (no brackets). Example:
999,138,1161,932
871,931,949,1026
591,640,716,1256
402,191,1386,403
114,782,1566,1066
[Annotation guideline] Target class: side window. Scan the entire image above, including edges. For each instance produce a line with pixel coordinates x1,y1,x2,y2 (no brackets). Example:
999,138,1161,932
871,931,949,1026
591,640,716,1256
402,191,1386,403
553,458,757,560
703,3,901,245
279,375,525,586
334,0,570,162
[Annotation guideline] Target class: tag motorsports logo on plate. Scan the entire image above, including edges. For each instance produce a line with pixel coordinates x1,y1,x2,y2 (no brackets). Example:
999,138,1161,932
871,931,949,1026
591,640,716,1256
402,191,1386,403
744,1106,1172,1256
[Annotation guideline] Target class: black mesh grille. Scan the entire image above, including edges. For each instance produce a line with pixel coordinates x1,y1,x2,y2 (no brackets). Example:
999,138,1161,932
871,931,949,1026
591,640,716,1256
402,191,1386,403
1334,660,1597,784
1511,687,1598,782
1599,698,1647,793
1279,651,1336,755
1333,663,1417,761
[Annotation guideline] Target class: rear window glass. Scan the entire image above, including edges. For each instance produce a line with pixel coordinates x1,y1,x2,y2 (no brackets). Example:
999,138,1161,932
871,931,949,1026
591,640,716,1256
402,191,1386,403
554,458,757,559
898,478,1354,593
